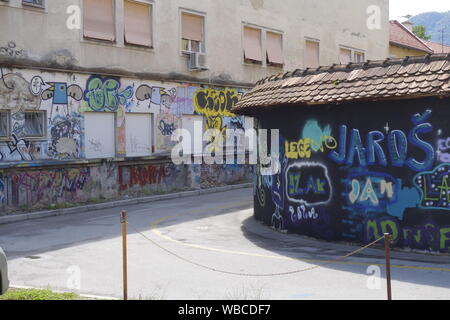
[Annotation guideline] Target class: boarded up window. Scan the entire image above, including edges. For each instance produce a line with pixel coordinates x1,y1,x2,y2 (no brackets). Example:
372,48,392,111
243,27,262,62
85,112,116,159
181,13,204,42
126,113,153,157
181,115,203,155
266,32,283,65
83,0,115,42
339,48,352,65
305,40,320,68
124,0,152,47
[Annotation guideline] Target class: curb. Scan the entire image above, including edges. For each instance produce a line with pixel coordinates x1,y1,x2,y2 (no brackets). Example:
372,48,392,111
0,183,253,225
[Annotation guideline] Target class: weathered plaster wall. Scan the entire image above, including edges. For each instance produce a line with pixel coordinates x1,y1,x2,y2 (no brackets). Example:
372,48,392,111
254,98,450,253
0,0,389,85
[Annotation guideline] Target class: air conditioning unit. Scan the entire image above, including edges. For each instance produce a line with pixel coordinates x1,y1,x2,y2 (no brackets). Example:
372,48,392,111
188,52,208,71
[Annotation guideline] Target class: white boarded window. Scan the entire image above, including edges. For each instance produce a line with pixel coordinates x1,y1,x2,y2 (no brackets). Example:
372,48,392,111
124,0,152,47
85,112,115,159
126,113,152,157
243,26,263,63
305,40,320,68
182,115,203,155
339,48,352,65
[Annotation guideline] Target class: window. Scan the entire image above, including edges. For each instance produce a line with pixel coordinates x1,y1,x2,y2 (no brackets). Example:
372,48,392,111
243,26,262,64
339,48,352,65
266,32,283,67
305,40,320,69
340,47,365,64
83,0,115,42
181,12,205,53
124,0,152,47
354,51,365,63
23,111,45,138
0,111,10,138
126,113,153,157
84,112,116,159
22,0,44,8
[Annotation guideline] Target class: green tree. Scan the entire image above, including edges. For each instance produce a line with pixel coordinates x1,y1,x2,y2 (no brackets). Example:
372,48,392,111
412,24,432,40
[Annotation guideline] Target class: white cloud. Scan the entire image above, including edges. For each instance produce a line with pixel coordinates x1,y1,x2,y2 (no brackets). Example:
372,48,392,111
390,0,450,21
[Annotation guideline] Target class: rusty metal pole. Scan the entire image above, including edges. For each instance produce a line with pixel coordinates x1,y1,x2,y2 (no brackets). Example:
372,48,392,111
384,233,392,300
121,210,128,301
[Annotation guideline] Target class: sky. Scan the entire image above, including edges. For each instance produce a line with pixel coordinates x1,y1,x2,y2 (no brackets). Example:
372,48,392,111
390,0,450,21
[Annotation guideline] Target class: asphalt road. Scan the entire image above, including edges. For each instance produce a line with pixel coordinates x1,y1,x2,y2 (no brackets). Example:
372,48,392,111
1,187,450,300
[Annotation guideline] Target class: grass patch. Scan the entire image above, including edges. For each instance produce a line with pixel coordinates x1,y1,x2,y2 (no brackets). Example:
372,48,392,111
0,288,83,301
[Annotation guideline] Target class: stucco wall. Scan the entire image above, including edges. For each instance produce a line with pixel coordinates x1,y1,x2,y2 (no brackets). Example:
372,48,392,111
254,97,450,253
389,45,429,58
0,0,389,85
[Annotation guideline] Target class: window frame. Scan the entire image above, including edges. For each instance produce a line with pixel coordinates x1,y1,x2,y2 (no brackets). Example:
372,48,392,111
82,0,117,43
242,25,263,66
0,110,11,140
354,51,366,63
339,45,366,64
22,0,45,9
304,38,320,69
266,31,284,68
123,0,154,49
180,9,206,55
22,110,47,139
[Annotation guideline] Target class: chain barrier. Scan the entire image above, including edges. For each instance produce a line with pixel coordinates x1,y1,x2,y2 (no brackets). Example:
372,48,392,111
126,221,386,277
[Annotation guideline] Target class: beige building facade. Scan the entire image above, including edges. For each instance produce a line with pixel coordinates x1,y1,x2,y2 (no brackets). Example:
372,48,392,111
0,0,389,213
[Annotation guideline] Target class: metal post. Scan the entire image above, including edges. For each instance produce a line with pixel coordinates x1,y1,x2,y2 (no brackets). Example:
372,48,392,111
121,210,128,301
384,233,392,300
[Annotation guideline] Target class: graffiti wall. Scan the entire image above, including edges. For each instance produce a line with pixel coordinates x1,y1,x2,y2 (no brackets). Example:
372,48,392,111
254,98,450,253
0,67,252,214
0,67,248,159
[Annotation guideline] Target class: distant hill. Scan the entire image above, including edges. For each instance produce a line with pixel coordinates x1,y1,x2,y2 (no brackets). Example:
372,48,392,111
409,11,450,46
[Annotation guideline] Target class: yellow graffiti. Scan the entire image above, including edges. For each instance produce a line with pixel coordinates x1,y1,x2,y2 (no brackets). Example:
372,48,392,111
286,136,338,160
193,88,241,118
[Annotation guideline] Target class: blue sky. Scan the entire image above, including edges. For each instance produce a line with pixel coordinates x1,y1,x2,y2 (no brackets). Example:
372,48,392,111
390,0,450,21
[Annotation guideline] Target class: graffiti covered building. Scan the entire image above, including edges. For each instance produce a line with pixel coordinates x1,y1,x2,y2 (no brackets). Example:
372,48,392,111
233,54,450,253
0,67,253,213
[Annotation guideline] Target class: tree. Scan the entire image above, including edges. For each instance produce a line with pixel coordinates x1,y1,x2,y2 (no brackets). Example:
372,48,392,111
412,25,432,40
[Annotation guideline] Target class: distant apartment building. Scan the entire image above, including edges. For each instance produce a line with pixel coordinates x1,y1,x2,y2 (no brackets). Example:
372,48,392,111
0,0,389,213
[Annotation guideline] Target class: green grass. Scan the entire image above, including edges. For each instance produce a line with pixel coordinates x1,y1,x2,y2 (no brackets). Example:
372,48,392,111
0,288,83,300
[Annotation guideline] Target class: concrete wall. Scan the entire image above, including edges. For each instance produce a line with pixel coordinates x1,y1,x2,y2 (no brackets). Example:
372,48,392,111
0,0,389,85
0,159,253,213
253,97,450,253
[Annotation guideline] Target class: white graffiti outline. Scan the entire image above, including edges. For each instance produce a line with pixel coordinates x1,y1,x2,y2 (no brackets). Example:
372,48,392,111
284,161,333,206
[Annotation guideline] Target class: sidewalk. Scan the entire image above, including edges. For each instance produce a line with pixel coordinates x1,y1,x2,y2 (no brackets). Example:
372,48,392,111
0,183,252,225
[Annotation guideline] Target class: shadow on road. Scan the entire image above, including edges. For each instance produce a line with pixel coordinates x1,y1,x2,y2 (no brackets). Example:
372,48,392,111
240,215,450,290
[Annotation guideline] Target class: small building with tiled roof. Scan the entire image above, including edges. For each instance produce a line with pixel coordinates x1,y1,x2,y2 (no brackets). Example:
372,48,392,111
389,20,434,58
424,40,450,54
233,53,450,253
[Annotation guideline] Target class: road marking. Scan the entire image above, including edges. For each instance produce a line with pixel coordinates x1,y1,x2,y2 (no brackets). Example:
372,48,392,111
149,208,450,273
